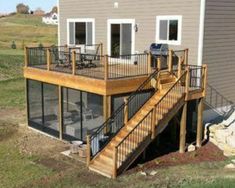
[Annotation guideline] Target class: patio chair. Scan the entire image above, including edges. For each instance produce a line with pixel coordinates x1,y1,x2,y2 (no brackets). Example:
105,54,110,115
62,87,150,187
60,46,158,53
75,101,94,122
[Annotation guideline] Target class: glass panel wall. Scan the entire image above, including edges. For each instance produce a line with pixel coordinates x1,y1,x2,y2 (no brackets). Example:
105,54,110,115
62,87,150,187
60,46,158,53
62,87,104,141
27,79,59,138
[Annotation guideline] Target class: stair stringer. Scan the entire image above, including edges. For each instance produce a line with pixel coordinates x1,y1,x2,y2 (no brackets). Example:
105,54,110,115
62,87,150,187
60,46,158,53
117,95,186,176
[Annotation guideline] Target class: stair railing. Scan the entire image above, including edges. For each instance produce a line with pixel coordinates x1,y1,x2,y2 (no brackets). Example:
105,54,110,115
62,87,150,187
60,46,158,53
88,69,159,161
114,70,188,176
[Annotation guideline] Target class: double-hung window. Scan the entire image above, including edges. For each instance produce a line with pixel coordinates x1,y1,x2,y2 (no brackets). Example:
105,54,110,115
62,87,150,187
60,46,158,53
156,16,182,45
67,18,95,45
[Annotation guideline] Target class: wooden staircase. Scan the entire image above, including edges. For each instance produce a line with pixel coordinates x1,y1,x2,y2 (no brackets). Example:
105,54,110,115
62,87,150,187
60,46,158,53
88,71,187,178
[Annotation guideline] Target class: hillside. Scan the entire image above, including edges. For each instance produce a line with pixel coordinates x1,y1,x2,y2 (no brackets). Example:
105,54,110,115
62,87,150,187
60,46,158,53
0,14,57,108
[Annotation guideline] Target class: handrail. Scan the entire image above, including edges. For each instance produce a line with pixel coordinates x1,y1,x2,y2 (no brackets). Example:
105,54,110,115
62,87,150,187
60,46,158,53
89,69,159,159
115,71,187,170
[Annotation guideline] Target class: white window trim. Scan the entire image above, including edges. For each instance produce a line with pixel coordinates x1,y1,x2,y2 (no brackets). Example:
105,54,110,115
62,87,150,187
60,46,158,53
67,18,95,46
107,19,135,56
156,15,182,46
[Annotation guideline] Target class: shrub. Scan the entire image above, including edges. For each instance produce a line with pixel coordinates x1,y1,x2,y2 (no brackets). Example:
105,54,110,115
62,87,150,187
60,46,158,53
11,41,17,49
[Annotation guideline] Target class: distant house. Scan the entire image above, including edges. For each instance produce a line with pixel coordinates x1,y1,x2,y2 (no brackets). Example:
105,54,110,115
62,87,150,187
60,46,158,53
34,9,45,16
42,12,58,25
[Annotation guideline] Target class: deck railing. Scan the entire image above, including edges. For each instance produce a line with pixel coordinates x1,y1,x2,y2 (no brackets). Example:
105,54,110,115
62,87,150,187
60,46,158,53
25,45,189,81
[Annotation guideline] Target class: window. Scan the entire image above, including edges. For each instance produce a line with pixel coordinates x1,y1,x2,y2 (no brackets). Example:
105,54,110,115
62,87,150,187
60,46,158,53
156,16,182,45
67,19,95,45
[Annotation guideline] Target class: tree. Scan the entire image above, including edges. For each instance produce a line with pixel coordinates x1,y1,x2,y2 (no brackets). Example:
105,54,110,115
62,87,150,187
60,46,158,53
16,3,29,14
51,6,58,13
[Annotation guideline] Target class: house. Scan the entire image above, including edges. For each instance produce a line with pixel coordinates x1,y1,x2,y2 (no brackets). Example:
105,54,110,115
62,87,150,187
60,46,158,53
23,0,234,178
42,12,58,25
34,9,45,16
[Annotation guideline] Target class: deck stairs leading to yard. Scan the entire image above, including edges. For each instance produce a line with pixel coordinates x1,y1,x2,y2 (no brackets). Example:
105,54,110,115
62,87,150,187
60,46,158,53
88,70,188,178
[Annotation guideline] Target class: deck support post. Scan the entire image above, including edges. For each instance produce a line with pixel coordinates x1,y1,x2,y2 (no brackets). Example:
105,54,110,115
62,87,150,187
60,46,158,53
113,147,118,179
184,49,189,65
151,107,156,139
179,102,187,153
157,57,161,71
72,50,76,75
24,47,28,67
168,49,173,73
104,55,109,81
103,95,111,133
58,86,63,140
185,67,190,100
100,42,103,56
196,98,204,148
47,49,51,71
86,135,91,167
124,97,129,124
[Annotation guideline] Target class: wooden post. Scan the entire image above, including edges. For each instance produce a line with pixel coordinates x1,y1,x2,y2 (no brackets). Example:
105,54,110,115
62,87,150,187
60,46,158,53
177,56,182,78
103,95,111,133
202,64,208,97
157,57,161,71
24,47,28,67
47,49,51,71
113,147,118,179
184,49,189,65
196,98,204,148
151,107,156,139
124,97,128,124
147,52,152,75
185,67,190,99
58,86,63,140
25,79,29,127
168,49,173,73
179,102,187,153
72,50,76,75
104,55,109,80
86,135,91,167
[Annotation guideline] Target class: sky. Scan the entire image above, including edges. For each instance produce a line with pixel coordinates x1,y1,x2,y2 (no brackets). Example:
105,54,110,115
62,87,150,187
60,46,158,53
0,0,57,13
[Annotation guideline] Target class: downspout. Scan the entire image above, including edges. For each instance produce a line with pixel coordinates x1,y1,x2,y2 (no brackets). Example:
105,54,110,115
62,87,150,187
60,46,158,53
197,0,206,66
57,0,60,46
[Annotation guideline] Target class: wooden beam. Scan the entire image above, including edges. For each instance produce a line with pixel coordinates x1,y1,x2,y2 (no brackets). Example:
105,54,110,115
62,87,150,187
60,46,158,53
47,49,51,71
86,135,91,167
100,42,103,56
202,64,208,97
196,98,204,148
25,79,29,127
179,102,187,153
113,147,118,179
104,55,109,81
103,95,111,133
24,47,28,67
72,50,76,75
168,49,173,73
184,49,189,65
177,56,182,78
151,107,156,139
147,52,152,75
58,86,63,140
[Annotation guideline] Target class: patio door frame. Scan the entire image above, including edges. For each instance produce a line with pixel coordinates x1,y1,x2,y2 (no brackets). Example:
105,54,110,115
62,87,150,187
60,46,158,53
107,19,135,56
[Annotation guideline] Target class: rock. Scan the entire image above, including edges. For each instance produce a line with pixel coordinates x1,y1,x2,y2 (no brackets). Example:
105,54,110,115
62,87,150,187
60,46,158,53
223,144,235,157
140,171,147,176
188,144,196,152
226,135,235,149
215,129,231,144
224,163,235,169
150,170,157,176
231,159,235,164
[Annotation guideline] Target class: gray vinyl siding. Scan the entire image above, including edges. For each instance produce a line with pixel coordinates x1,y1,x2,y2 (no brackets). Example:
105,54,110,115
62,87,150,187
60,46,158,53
59,0,201,65
203,0,235,103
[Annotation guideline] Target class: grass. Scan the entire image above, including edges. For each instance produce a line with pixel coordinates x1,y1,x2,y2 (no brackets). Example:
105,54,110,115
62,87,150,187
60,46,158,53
0,14,57,49
0,125,54,188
